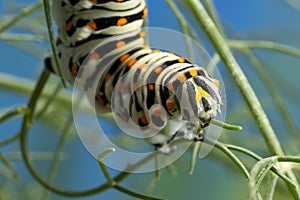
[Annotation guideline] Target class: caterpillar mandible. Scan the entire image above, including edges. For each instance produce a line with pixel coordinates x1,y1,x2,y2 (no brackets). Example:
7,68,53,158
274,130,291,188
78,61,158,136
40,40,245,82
44,0,222,153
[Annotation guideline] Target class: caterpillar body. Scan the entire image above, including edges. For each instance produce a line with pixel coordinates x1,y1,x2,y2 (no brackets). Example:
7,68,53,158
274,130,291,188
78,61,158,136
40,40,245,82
45,0,222,153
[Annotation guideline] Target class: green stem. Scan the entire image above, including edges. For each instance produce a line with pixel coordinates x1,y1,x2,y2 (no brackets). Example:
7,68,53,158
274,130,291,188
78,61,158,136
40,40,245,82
165,0,194,61
0,33,44,42
212,140,250,179
0,2,43,33
35,82,62,119
189,142,201,174
0,151,19,180
277,156,300,163
203,0,225,37
0,73,75,109
43,0,67,88
114,184,162,200
264,174,278,200
226,144,297,189
98,148,116,186
0,132,21,147
185,0,283,156
228,39,300,57
211,119,243,131
0,106,27,123
241,49,299,140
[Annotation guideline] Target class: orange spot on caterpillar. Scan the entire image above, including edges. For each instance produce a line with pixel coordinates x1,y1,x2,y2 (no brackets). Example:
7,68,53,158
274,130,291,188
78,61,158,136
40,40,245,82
119,82,125,91
89,52,100,60
168,83,174,92
138,63,146,70
140,115,148,125
96,97,105,106
189,69,198,77
177,74,186,83
178,57,185,63
105,73,111,82
152,49,161,53
127,59,137,67
66,21,73,31
133,83,138,91
120,114,127,122
116,41,126,48
142,8,148,18
152,108,161,117
166,101,176,110
148,84,154,90
139,31,146,38
120,54,130,62
154,66,163,74
88,21,97,30
117,18,128,26
71,65,78,75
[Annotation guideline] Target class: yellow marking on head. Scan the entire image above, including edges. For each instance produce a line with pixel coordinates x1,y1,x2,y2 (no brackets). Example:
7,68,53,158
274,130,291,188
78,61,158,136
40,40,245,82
200,88,210,98
196,90,201,102
214,79,219,87
196,87,210,102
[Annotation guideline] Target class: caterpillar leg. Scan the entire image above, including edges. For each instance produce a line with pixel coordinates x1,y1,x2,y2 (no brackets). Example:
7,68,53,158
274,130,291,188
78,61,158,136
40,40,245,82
153,123,206,155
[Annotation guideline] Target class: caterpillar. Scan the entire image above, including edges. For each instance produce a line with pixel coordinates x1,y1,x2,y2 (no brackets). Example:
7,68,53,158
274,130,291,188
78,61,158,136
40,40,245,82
44,0,222,153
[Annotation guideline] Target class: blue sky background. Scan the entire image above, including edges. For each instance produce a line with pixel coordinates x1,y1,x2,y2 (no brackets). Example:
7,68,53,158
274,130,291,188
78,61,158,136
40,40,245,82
1,0,300,199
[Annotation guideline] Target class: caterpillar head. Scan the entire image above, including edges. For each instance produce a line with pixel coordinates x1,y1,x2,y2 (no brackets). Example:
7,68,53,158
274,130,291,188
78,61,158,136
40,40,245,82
169,67,222,130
